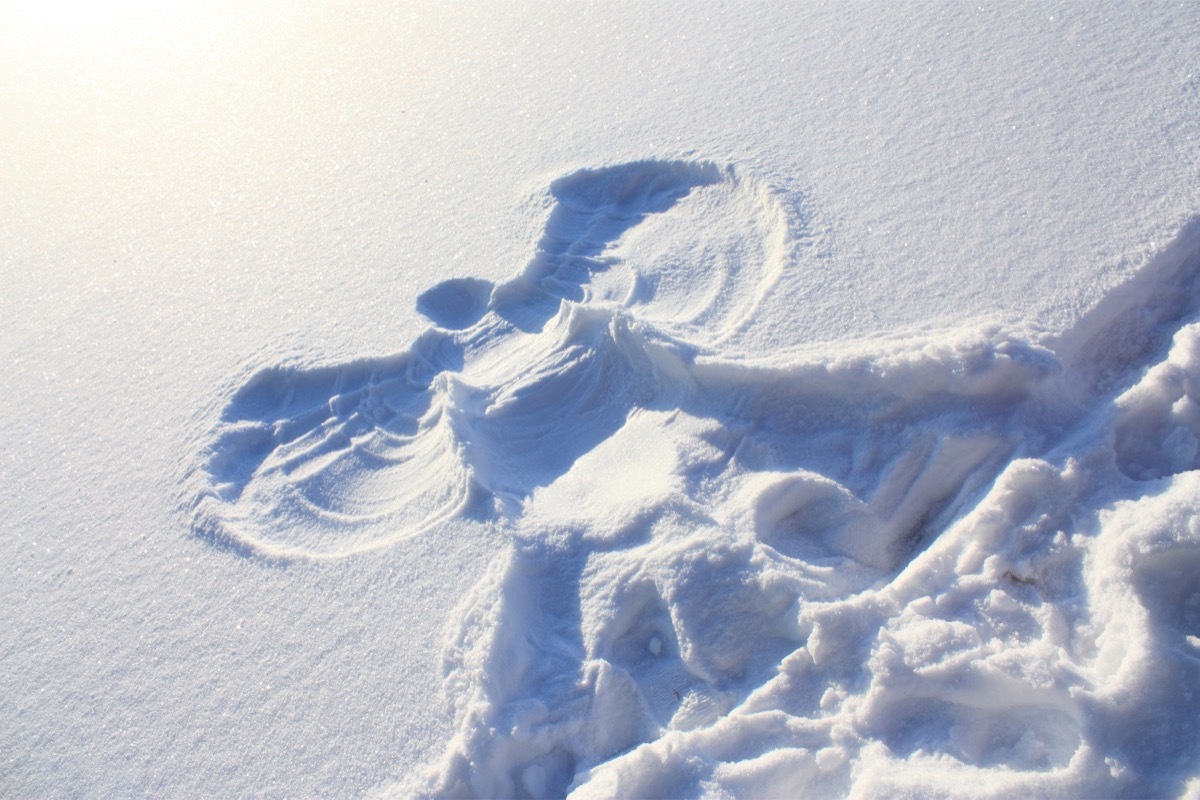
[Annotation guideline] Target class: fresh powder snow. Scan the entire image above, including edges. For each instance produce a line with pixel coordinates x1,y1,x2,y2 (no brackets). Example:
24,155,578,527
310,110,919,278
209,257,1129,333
4,2,1200,798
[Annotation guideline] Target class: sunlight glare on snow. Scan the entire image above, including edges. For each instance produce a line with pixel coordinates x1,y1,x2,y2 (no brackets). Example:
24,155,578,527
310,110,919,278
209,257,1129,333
0,0,278,72
3,0,204,38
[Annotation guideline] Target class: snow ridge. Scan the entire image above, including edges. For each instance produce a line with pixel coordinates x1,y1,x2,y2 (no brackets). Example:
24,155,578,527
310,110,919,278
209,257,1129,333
188,161,1200,798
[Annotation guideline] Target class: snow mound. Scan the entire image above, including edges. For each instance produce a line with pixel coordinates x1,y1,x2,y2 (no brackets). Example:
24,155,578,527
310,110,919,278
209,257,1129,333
188,161,1200,797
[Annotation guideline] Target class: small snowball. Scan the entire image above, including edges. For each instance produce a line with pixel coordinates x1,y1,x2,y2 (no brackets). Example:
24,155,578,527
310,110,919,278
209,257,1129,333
648,635,663,656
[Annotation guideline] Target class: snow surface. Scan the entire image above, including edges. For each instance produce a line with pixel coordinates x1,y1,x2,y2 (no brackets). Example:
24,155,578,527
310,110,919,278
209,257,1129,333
4,2,1200,798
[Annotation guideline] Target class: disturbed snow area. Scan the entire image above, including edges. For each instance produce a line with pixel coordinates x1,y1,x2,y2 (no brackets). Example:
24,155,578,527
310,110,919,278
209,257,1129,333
194,162,1200,798
4,2,1200,798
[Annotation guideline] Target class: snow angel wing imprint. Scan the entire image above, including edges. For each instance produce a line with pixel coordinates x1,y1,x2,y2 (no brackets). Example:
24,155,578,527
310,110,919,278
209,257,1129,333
190,159,759,561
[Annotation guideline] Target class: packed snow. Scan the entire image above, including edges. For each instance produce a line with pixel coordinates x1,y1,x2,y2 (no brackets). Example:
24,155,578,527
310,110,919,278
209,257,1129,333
4,2,1200,798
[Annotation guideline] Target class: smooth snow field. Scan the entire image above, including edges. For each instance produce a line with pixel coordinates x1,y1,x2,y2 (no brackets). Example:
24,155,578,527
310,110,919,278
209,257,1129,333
4,3,1200,798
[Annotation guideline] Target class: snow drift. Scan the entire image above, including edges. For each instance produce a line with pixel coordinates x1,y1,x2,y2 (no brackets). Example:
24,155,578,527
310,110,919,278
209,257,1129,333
188,161,1200,797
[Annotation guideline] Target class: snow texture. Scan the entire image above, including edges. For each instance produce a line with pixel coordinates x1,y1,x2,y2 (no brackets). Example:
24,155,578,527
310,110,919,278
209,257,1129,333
5,2,1200,798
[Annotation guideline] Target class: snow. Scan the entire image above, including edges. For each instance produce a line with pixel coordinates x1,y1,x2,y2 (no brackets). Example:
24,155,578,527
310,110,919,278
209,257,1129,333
3,2,1200,797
